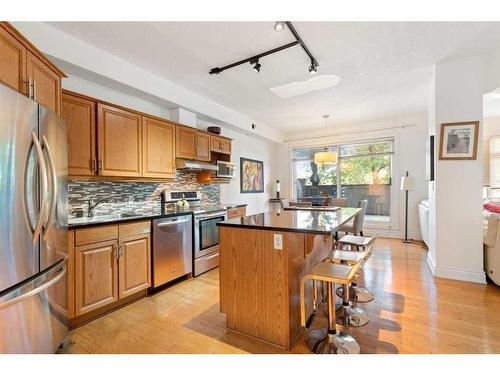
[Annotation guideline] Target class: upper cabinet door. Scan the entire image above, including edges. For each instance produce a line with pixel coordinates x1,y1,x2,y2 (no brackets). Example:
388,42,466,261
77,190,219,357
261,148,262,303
219,138,232,155
196,132,211,162
97,103,142,177
176,126,197,159
62,93,96,176
210,136,221,153
142,116,176,179
26,51,61,114
0,26,26,94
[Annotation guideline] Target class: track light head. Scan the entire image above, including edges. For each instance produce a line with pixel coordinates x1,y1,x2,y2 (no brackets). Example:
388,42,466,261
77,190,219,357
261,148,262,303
308,60,318,74
274,21,286,32
250,59,261,73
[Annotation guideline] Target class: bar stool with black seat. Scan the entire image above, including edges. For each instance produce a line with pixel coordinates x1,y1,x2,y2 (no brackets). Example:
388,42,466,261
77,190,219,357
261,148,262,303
334,235,376,303
300,261,362,354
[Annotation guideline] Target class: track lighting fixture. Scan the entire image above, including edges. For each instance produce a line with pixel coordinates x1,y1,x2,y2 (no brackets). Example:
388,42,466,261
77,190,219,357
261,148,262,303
251,59,261,73
209,21,319,75
274,21,286,32
308,61,318,74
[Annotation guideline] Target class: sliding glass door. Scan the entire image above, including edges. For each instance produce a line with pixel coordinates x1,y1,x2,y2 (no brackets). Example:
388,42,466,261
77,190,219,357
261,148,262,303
292,139,393,223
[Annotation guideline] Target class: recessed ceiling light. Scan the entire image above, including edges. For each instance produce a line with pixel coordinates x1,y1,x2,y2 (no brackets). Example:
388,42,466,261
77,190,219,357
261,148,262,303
274,22,286,32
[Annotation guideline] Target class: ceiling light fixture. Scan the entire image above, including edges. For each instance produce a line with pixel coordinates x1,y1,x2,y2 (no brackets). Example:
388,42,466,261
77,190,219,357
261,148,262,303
209,21,319,75
308,60,318,74
274,21,286,32
250,58,261,73
314,114,338,164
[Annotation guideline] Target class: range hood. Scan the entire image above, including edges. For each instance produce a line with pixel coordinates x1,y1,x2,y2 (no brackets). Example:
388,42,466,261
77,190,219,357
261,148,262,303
176,158,219,171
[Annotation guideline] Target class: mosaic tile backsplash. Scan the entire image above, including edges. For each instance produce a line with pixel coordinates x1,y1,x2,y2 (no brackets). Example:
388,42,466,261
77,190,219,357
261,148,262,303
68,170,220,218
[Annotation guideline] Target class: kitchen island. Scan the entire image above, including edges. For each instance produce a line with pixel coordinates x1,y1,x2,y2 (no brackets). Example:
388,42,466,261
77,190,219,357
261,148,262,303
217,207,361,350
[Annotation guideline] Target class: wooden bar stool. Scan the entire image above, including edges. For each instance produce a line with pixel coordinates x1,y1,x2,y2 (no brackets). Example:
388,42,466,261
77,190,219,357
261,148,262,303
300,262,361,354
334,235,376,303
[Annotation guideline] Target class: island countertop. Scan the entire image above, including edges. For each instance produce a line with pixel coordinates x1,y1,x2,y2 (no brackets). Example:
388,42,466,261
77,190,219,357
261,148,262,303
217,207,361,235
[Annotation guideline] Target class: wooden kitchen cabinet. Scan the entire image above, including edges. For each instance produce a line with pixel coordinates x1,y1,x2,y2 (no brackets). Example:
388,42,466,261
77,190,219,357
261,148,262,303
118,233,151,299
227,206,246,219
195,132,211,161
142,116,176,178
0,25,26,94
0,23,65,113
75,239,119,316
70,221,151,321
176,126,197,159
97,103,143,177
62,92,96,176
210,135,232,155
26,50,61,114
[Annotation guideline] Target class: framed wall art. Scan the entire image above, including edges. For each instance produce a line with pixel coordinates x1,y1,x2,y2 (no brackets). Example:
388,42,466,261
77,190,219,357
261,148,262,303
240,157,264,193
439,121,479,160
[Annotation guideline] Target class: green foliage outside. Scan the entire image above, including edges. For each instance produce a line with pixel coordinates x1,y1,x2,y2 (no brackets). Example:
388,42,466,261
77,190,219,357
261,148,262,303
295,151,391,186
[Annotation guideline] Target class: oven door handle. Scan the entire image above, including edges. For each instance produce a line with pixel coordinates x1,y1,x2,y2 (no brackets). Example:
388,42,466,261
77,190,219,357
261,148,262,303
196,213,227,220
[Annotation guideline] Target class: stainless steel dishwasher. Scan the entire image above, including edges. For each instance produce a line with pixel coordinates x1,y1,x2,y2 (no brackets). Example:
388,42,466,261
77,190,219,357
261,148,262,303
152,214,193,288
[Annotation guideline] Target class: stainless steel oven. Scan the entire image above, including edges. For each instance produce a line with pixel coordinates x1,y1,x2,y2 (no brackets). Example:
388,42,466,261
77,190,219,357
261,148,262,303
194,210,227,276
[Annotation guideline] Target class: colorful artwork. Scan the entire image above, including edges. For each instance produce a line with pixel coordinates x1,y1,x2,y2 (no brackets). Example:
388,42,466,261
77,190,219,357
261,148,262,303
240,157,264,193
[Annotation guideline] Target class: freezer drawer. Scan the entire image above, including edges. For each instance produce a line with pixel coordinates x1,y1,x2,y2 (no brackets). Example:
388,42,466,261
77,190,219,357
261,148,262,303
0,258,68,353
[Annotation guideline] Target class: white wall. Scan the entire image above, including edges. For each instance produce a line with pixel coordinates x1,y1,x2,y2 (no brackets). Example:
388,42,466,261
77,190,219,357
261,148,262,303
428,55,487,284
209,127,275,215
276,113,428,240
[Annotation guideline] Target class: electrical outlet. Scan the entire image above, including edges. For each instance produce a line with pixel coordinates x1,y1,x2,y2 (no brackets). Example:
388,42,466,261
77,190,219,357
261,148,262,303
273,234,283,250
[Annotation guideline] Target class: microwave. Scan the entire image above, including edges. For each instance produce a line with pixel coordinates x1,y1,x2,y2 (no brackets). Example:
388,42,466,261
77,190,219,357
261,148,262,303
216,161,235,178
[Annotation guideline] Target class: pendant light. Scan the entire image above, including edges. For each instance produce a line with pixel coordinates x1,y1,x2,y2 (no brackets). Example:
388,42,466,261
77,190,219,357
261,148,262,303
314,114,338,164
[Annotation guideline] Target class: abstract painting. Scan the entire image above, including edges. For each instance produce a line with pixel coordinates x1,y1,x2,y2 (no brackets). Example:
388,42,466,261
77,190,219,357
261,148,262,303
240,157,264,193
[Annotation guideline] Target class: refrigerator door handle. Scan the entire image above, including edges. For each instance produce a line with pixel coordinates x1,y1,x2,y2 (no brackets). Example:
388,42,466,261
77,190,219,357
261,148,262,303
41,135,57,240
31,132,49,244
0,261,67,312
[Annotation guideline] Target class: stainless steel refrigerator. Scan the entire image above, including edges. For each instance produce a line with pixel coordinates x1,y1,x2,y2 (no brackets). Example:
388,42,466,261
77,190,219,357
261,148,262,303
0,83,69,353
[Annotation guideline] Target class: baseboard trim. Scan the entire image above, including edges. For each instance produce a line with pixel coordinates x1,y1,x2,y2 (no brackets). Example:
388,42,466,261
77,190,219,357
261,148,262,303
433,265,486,284
426,252,436,275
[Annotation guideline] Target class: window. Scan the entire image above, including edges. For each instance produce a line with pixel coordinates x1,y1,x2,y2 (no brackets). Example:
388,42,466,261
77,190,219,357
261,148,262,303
292,139,394,223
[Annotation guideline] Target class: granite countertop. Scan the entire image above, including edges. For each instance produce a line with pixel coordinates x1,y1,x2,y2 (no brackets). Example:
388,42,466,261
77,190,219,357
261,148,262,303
68,203,248,229
68,209,194,229
217,207,361,235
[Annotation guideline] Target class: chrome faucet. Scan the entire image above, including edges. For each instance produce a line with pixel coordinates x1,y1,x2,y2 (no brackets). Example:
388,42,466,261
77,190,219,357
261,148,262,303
87,196,110,218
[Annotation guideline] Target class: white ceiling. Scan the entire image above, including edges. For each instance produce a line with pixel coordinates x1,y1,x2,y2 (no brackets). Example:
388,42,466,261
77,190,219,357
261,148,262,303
47,22,500,136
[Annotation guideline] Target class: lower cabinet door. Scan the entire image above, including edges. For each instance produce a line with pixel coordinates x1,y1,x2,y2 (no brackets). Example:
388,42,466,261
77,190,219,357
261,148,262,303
118,233,151,299
75,240,119,316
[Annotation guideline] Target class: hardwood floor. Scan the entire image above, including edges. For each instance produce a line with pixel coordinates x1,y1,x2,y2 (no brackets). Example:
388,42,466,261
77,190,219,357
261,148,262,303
61,238,500,354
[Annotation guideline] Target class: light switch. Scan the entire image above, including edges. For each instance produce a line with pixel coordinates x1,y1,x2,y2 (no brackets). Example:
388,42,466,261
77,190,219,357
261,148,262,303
273,234,283,250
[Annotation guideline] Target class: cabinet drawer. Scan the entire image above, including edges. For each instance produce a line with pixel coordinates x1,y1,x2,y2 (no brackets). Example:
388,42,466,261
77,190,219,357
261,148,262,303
227,206,246,219
119,220,151,237
75,224,118,246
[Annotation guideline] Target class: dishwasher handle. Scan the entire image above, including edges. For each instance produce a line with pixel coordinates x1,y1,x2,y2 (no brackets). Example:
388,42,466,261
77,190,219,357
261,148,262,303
157,218,191,228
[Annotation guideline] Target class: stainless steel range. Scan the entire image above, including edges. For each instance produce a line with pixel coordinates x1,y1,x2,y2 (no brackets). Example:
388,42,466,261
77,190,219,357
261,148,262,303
162,191,227,276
